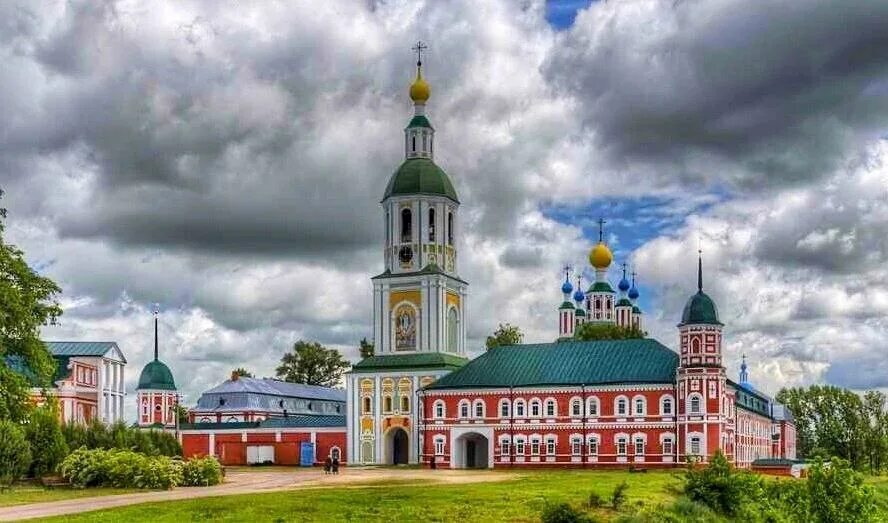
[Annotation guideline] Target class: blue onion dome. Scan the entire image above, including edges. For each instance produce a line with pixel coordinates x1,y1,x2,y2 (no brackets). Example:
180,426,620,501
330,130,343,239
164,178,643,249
573,289,585,303
628,285,639,300
618,276,630,292
561,280,573,295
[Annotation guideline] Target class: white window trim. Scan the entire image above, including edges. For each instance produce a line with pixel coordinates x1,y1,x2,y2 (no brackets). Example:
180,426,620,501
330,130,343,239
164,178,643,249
499,398,511,418
632,395,646,416
472,399,485,419
614,395,629,416
458,399,471,419
513,399,526,418
544,397,558,417
569,396,583,417
529,397,542,418
659,394,675,415
587,396,600,416
433,399,446,419
687,393,704,415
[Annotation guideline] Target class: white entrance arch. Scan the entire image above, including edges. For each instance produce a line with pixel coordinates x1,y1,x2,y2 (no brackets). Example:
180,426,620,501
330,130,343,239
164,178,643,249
450,426,494,469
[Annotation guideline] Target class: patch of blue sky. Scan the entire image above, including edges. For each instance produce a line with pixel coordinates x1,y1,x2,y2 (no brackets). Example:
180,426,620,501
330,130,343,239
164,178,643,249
543,191,728,314
545,0,595,30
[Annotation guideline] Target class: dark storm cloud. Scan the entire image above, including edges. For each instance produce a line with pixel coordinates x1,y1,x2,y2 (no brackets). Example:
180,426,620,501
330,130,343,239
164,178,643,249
546,0,888,188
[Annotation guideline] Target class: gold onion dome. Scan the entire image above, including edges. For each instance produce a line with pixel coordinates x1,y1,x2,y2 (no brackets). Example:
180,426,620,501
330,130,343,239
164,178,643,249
589,242,613,269
410,68,430,103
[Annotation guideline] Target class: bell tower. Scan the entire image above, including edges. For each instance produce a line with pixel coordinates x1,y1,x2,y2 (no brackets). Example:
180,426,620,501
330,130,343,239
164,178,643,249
373,42,467,356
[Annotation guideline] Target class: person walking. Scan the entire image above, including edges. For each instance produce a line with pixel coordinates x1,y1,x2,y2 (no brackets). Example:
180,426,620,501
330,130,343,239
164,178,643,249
332,456,340,475
324,456,332,474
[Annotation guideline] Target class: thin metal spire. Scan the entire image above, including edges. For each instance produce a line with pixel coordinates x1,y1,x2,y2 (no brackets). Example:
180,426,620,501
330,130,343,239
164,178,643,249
697,249,703,292
597,217,606,243
412,41,427,67
153,306,159,361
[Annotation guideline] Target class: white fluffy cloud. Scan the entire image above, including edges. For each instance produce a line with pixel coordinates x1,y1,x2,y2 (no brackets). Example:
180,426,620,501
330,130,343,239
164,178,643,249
1,0,887,415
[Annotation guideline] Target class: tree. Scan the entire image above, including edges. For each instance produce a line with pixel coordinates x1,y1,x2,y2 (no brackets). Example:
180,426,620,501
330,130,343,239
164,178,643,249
275,341,350,387
573,323,645,341
173,404,189,425
776,385,873,470
231,367,253,378
485,323,523,350
0,191,63,422
359,337,375,359
24,405,69,477
0,420,32,486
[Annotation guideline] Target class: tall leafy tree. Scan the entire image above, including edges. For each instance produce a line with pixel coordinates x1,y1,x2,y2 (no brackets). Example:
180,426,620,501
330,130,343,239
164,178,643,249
275,341,350,387
485,323,523,350
0,191,63,422
359,337,374,359
574,323,645,341
776,385,877,471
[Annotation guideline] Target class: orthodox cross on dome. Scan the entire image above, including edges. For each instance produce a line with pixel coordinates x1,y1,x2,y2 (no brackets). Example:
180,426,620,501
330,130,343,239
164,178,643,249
412,40,428,67
563,264,572,281
622,262,627,279
631,270,637,286
597,217,606,243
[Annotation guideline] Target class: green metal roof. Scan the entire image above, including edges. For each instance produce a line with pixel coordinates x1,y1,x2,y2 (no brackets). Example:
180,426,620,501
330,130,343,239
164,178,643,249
558,301,575,310
616,298,633,307
138,360,177,390
679,291,722,326
407,115,433,129
632,306,641,314
180,415,346,431
383,158,458,203
351,352,468,373
586,281,615,294
45,341,125,362
575,309,586,316
426,339,679,390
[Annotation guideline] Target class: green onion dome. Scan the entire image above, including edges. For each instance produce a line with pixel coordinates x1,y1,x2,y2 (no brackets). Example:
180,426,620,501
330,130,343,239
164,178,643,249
137,360,177,391
383,158,458,203
679,291,721,326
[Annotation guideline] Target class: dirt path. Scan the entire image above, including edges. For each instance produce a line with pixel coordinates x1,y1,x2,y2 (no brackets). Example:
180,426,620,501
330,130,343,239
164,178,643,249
0,468,517,521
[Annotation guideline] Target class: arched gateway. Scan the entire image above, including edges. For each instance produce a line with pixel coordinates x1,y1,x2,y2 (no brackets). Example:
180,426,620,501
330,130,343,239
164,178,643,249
385,427,409,465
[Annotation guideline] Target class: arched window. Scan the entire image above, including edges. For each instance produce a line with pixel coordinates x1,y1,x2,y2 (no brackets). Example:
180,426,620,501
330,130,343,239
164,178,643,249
633,396,646,416
499,399,510,418
545,435,557,456
447,308,458,352
634,436,645,455
615,396,628,416
530,436,541,456
433,400,445,418
587,397,600,417
570,398,582,417
473,399,485,418
689,394,703,414
458,400,470,419
545,398,557,417
401,208,412,242
514,399,526,417
383,396,393,413
362,397,372,414
530,399,542,418
587,435,599,455
615,435,628,455
570,435,583,455
434,436,445,456
660,395,674,415
428,208,436,241
400,396,410,413
447,212,454,245
691,337,701,353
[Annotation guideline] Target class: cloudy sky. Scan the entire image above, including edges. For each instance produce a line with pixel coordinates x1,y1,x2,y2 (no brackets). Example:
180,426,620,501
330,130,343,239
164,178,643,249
3,0,888,416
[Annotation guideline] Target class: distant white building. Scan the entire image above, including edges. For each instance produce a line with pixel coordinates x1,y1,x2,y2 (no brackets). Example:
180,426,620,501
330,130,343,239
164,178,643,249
37,342,128,424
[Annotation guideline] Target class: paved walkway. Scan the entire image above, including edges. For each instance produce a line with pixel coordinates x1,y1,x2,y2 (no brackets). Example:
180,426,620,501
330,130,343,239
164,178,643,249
0,468,514,521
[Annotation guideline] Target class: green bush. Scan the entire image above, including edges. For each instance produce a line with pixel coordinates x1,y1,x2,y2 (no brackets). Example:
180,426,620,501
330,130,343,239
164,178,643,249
773,458,878,523
684,450,766,516
540,502,595,523
61,448,182,490
611,481,629,510
614,498,724,523
0,420,32,487
24,406,69,477
181,456,223,487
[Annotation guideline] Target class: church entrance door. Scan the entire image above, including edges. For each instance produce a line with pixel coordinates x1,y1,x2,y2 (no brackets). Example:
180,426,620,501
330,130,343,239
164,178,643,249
391,428,409,465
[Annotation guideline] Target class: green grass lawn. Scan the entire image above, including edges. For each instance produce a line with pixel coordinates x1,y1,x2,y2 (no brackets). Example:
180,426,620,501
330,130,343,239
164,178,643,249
0,485,135,508
35,469,683,522
24,470,888,522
